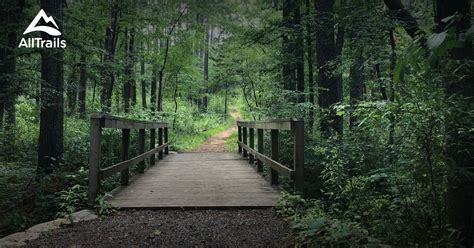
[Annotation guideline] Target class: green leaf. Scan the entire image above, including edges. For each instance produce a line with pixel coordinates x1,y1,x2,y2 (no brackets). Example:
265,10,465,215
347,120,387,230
441,15,455,23
336,110,344,116
427,32,447,50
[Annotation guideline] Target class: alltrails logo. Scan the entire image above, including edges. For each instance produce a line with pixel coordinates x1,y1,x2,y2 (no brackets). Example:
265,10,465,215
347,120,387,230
18,9,66,48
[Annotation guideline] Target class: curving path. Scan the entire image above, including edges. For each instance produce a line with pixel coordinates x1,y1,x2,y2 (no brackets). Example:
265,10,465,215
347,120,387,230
193,108,240,153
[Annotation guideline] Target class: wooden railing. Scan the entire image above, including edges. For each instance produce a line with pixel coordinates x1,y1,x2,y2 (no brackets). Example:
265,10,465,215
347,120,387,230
87,114,169,203
236,118,304,192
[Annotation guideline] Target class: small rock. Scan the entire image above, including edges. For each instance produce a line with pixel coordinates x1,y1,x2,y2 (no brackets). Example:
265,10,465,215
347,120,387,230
70,209,98,223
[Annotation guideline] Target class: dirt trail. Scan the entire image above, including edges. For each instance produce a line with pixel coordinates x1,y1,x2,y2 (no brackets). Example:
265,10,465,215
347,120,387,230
193,108,241,153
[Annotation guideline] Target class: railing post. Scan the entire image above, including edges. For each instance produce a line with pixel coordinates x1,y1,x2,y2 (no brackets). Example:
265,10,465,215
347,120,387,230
150,128,156,165
237,125,242,153
138,129,145,173
249,128,254,164
120,129,130,186
257,129,264,172
158,127,163,159
243,126,248,157
270,129,279,185
292,120,304,192
164,127,169,155
88,117,102,204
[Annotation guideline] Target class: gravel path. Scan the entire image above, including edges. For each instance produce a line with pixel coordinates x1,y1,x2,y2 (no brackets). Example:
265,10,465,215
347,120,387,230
26,209,290,247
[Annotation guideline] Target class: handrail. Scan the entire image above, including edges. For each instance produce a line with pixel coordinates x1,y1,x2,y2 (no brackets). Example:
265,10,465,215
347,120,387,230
236,118,304,192
88,113,170,203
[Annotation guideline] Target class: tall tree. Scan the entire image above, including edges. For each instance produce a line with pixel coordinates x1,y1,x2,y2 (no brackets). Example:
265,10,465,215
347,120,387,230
157,10,184,112
282,0,297,97
100,3,119,112
123,29,131,113
66,61,77,116
314,0,343,135
37,0,64,177
202,19,210,111
78,54,87,119
140,51,147,109
305,0,315,130
0,0,24,160
434,1,473,246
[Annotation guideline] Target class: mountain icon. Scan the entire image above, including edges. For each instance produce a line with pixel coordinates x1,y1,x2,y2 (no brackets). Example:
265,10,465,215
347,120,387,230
23,9,61,36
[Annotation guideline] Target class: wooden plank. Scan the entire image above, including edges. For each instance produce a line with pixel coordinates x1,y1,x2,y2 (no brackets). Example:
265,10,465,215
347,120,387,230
238,141,293,178
109,153,279,208
236,119,303,131
87,118,102,204
161,152,243,161
101,143,168,179
90,113,168,129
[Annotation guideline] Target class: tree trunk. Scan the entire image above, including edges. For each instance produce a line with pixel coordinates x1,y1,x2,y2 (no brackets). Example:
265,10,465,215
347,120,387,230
0,98,4,130
37,0,64,178
66,63,77,116
151,64,157,115
1,0,24,160
129,31,137,107
203,22,210,112
305,0,315,130
314,0,343,135
383,0,420,38
78,54,87,119
172,71,179,129
100,4,119,112
435,1,473,246
282,0,297,95
123,29,131,113
140,54,147,109
348,31,364,128
294,1,305,103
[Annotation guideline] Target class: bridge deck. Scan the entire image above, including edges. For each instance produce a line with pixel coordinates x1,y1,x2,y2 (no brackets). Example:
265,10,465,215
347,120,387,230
109,153,280,208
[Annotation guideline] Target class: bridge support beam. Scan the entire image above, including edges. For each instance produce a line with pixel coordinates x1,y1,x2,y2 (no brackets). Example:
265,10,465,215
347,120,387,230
138,129,145,173
238,126,242,153
150,129,156,165
249,128,254,164
292,120,304,193
158,128,163,159
164,127,169,155
257,129,263,172
242,127,248,158
88,118,102,204
270,129,279,185
120,129,130,186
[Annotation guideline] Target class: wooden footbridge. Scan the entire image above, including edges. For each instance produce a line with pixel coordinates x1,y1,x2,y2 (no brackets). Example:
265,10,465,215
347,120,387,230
87,114,304,208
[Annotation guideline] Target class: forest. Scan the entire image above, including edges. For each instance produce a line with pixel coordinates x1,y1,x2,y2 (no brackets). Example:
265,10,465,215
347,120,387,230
0,0,473,247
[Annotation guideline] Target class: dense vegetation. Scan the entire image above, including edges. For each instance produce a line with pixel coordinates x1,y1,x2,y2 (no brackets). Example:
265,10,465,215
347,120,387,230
0,0,473,247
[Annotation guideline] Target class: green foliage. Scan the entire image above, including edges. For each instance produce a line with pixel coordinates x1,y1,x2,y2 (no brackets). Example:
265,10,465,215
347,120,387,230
94,194,115,217
57,184,87,217
277,192,371,247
